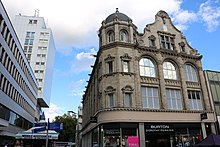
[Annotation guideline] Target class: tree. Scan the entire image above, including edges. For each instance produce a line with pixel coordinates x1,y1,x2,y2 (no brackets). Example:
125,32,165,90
53,113,77,142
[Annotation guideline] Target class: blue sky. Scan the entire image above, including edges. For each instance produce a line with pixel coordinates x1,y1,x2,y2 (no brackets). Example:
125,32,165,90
2,0,220,120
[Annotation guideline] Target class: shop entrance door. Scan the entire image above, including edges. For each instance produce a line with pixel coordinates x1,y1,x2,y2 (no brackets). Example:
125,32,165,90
146,135,170,147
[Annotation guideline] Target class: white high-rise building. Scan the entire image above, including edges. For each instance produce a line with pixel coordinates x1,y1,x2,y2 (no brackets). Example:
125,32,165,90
13,14,55,116
0,1,38,144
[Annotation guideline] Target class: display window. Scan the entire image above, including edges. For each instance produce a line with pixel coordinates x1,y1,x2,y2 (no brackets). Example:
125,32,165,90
98,123,139,147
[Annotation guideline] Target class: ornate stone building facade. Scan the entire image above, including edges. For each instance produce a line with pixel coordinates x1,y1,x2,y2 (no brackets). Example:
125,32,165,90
82,9,217,147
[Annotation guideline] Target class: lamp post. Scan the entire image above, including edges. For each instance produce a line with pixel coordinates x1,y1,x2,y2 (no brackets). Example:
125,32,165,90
46,118,49,147
67,110,77,118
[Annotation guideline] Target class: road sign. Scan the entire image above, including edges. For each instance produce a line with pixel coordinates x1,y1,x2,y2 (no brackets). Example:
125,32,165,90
48,122,63,131
32,122,63,132
33,122,47,127
32,126,46,133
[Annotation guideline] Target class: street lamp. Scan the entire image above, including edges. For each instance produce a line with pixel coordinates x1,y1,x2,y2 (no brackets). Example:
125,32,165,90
67,111,77,118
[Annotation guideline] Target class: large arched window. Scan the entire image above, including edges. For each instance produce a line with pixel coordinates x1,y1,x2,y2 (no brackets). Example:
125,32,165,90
139,58,156,77
184,64,198,82
108,31,114,42
163,61,177,79
120,30,128,42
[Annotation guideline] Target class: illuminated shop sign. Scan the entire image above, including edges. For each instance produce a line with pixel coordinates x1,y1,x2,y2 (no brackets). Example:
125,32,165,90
104,129,120,135
145,124,174,133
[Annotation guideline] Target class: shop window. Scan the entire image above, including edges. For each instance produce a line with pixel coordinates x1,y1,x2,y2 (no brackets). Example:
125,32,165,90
188,90,203,110
141,86,159,109
139,58,156,77
166,89,182,110
184,64,198,82
163,61,177,80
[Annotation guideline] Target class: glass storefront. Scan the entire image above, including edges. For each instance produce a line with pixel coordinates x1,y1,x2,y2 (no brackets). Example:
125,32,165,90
145,123,203,147
93,123,139,147
91,122,204,147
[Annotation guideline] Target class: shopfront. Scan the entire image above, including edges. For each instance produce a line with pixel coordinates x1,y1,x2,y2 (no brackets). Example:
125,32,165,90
145,123,204,147
92,123,139,147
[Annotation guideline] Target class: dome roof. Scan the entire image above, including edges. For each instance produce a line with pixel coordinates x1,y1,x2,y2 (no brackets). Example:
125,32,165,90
106,8,130,23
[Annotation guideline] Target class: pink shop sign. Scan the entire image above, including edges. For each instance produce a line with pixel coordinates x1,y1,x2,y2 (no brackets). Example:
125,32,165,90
128,136,139,147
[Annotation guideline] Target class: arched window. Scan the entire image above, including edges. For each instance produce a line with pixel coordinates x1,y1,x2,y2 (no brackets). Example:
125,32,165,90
184,64,198,82
139,58,156,77
108,31,114,42
163,61,177,79
120,30,127,42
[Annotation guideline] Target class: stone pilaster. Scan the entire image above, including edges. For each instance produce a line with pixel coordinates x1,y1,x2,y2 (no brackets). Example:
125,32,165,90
177,57,189,110
158,60,167,109
198,67,211,110
114,23,119,41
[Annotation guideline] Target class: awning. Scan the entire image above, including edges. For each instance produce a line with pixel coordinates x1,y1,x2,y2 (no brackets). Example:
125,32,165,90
16,127,59,140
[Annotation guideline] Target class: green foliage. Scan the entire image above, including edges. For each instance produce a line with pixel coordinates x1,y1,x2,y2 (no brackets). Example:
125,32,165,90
53,113,77,142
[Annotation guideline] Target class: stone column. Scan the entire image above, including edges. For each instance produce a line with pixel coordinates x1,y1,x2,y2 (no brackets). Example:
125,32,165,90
114,23,119,42
134,56,142,108
139,123,146,147
211,123,217,134
158,60,167,109
201,122,207,138
198,66,211,110
129,24,134,43
178,61,190,110
101,27,106,45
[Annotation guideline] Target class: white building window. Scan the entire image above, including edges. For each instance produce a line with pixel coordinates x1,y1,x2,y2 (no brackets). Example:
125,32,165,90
184,64,198,82
139,58,156,77
160,35,175,50
163,61,177,80
141,86,159,109
108,93,114,107
124,93,131,107
188,91,203,110
166,89,182,110
123,61,129,72
108,31,114,42
120,30,127,42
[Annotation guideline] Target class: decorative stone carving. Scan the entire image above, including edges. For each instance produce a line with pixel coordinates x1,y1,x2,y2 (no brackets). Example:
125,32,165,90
120,53,132,60
104,54,115,62
121,85,134,92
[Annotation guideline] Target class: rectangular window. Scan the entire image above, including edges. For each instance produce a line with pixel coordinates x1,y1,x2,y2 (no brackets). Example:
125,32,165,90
188,90,203,110
166,89,182,110
141,86,159,109
124,93,131,107
108,61,113,73
160,35,175,50
123,61,129,72
108,93,114,107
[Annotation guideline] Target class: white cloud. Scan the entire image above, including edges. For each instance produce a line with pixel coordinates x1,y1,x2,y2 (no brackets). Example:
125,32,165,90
198,0,220,32
68,79,85,97
2,0,183,54
172,10,197,30
43,103,65,121
70,48,97,73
